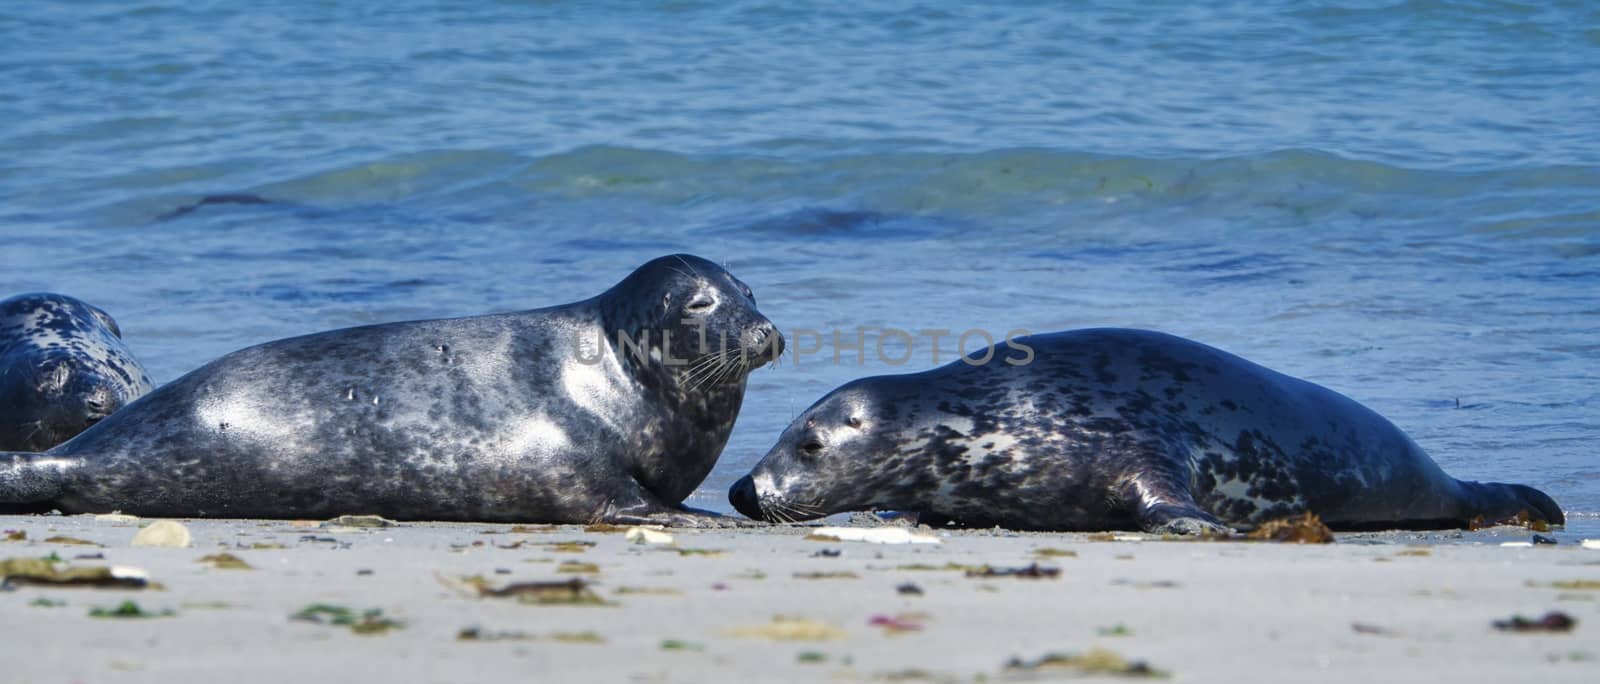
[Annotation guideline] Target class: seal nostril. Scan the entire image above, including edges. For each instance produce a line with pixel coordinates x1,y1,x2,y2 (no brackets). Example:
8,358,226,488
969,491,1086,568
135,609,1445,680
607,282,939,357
729,475,762,520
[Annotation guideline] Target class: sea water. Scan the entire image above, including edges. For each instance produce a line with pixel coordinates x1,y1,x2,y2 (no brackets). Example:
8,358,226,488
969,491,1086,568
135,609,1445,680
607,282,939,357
1,1,1595,535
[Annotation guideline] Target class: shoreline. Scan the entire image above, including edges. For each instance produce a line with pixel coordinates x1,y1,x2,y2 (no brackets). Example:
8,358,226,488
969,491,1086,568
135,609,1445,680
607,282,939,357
2,515,1596,683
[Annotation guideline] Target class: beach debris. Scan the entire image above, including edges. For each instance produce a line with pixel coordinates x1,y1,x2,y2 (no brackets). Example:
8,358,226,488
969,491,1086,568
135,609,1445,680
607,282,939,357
545,540,595,553
726,616,848,641
457,627,603,643
93,513,140,523
1098,624,1132,637
1111,578,1181,589
896,562,985,573
897,582,924,596
1246,512,1334,544
557,561,600,574
131,520,192,548
794,571,859,580
89,600,174,619
870,613,927,634
197,553,253,570
675,548,726,557
4,530,24,541
1003,648,1165,678
624,526,674,545
247,542,287,550
1493,611,1576,633
357,569,374,576
74,552,104,560
494,568,511,574
291,603,402,634
29,597,66,607
812,548,842,558
1537,580,1600,591
964,563,1060,579
322,514,397,528
1,558,152,589
1351,622,1396,636
468,576,607,605
660,640,704,652
42,536,100,546
1034,548,1078,558
614,586,682,596
805,527,940,545
1115,554,1136,560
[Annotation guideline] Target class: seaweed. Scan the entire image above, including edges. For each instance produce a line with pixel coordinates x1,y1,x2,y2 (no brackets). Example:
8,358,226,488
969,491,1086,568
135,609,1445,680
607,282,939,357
291,604,403,634
1004,648,1166,678
1,558,151,589
964,563,1060,579
42,536,100,546
89,600,174,619
557,561,600,574
468,577,608,605
1034,548,1078,558
197,553,253,570
1493,611,1576,633
660,640,704,651
1245,512,1334,544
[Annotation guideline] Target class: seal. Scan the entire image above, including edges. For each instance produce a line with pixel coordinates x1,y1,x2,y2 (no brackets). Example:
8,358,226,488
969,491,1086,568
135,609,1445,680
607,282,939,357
729,328,1563,533
0,255,784,524
0,293,154,451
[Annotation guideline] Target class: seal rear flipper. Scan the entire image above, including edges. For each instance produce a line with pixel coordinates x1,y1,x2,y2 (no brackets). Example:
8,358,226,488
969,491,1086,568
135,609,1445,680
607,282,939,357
1459,480,1565,527
0,452,74,514
1118,475,1235,536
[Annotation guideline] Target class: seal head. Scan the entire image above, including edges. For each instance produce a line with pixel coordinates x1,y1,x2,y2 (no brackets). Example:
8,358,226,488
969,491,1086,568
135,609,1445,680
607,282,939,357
0,293,154,451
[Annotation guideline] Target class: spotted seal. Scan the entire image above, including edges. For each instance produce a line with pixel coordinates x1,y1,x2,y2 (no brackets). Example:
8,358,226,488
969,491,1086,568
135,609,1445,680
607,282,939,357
1,255,783,524
0,293,154,451
729,328,1562,533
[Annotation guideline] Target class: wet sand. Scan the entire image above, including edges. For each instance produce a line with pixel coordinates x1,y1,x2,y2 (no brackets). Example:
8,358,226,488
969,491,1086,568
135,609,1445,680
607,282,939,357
2,515,1595,683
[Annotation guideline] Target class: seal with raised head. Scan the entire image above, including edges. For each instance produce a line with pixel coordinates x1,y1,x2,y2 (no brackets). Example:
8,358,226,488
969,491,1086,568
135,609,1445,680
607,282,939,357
729,328,1563,533
1,255,783,525
1,293,154,451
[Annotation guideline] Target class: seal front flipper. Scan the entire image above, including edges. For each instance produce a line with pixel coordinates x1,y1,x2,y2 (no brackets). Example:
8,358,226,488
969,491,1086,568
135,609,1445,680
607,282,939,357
595,489,755,528
0,452,76,514
1118,475,1234,536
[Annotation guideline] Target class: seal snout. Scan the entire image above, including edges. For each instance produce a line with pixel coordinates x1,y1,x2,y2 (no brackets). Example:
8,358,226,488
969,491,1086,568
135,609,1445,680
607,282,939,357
745,323,785,365
729,474,764,520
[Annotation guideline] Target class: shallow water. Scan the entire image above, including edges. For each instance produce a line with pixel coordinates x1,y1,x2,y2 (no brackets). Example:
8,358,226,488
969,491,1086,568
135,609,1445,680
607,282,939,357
2,1,1595,534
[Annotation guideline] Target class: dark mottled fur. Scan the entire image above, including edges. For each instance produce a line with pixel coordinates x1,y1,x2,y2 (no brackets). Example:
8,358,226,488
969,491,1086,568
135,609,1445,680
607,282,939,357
0,294,154,451
1,255,782,524
731,329,1562,533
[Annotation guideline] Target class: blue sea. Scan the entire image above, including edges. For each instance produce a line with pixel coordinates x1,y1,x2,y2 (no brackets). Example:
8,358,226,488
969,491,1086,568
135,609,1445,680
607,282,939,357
2,1,1595,535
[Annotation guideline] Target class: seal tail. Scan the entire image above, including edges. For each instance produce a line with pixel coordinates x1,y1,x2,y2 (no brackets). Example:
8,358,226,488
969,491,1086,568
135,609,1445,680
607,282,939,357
1458,480,1565,527
0,452,71,514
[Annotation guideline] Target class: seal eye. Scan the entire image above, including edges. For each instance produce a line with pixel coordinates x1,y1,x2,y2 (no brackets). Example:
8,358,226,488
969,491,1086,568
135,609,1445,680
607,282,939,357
846,416,863,429
799,439,824,456
685,296,715,313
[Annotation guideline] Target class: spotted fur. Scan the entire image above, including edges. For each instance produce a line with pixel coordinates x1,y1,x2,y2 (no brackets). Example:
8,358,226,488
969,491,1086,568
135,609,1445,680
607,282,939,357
731,328,1563,533
0,255,782,524
0,293,154,451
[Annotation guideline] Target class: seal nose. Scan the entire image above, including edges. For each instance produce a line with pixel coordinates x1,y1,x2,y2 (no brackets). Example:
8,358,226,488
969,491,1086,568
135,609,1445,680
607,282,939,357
747,322,784,364
729,475,763,520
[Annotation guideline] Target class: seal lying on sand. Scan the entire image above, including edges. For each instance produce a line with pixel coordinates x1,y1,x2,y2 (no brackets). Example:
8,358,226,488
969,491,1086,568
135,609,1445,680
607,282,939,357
0,293,154,451
1,255,783,525
730,328,1562,533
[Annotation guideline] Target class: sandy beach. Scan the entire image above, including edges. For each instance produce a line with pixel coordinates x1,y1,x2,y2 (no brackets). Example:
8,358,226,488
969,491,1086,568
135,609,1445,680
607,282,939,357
2,514,1596,683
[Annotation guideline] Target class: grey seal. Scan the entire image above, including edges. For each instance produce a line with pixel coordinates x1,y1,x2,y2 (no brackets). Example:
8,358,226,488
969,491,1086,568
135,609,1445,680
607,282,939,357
1,255,783,524
0,293,154,451
729,328,1562,533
